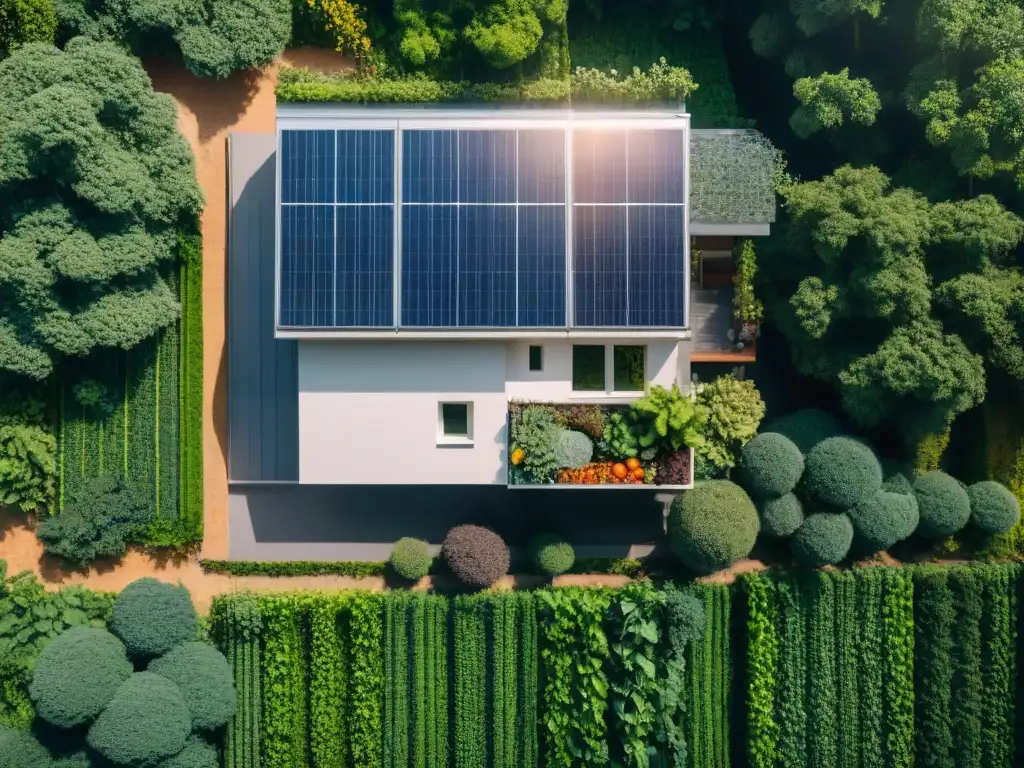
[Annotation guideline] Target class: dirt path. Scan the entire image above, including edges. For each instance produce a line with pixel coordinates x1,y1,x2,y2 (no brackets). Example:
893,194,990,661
144,49,353,561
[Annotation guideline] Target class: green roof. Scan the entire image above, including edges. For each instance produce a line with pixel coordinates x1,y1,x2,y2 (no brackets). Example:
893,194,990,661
690,130,779,226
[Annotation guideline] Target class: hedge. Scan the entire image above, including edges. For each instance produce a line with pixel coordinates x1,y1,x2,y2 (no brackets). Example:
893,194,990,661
202,559,387,577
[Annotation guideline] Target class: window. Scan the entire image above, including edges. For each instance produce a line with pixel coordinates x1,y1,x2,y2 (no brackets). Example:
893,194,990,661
613,346,645,391
438,402,473,444
529,345,543,371
572,345,606,391
572,344,646,393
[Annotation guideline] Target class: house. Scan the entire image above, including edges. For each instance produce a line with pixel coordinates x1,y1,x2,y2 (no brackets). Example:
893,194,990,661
224,105,776,555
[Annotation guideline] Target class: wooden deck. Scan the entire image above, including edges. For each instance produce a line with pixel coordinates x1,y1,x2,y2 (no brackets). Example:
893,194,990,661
690,288,756,362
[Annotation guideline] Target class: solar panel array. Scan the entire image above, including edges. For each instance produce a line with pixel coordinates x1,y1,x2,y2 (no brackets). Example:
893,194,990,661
278,123,686,329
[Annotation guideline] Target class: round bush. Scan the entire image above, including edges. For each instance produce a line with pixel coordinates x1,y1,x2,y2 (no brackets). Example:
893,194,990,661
0,728,54,768
111,579,198,658
762,408,843,454
389,538,432,580
967,480,1020,534
880,460,915,496
29,627,133,728
803,436,883,509
148,643,236,731
737,432,805,499
156,737,217,768
914,471,972,538
53,753,91,768
667,480,759,573
528,533,575,577
848,491,920,552
554,429,594,469
791,513,854,567
663,588,705,647
88,672,191,767
759,493,804,537
441,525,510,588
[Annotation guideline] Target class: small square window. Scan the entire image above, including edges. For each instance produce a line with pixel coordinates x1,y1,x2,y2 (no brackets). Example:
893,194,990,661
439,402,472,444
528,345,543,371
572,345,606,391
613,346,645,391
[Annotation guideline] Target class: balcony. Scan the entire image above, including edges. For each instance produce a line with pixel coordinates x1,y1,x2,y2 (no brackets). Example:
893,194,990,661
507,401,695,490
691,288,756,363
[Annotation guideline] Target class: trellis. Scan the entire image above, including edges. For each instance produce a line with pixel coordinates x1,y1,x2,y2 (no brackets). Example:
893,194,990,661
690,129,780,224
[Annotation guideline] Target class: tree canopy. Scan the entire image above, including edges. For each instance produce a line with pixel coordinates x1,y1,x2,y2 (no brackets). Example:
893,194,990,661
762,165,1023,441
0,39,201,380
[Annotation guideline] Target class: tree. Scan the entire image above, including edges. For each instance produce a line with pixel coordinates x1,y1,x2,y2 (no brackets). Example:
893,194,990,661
764,165,1024,444
54,0,291,78
790,68,881,138
0,39,202,380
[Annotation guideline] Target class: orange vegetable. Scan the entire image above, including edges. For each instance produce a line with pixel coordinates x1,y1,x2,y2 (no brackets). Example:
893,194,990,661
626,458,641,471
632,467,646,481
511,448,525,466
612,463,628,479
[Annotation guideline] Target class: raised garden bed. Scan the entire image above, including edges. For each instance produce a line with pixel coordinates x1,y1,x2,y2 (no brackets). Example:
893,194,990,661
507,399,695,489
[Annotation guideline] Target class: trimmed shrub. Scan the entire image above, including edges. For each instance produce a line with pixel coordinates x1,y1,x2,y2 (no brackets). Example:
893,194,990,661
847,491,920,552
29,627,133,728
441,524,510,588
528,533,575,577
967,480,1020,534
663,587,705,647
110,579,197,658
761,408,842,454
554,429,593,469
737,432,805,499
148,643,236,731
52,753,90,768
87,672,191,767
803,436,883,509
914,470,972,538
36,475,154,566
667,480,759,573
389,538,432,580
759,492,804,537
0,728,54,768
880,459,915,495
157,737,217,768
791,513,854,567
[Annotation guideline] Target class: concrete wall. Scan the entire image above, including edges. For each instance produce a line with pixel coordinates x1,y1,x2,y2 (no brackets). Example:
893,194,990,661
298,341,509,484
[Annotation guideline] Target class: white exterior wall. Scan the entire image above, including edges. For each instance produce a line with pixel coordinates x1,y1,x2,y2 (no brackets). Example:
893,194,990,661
299,341,509,485
298,338,691,485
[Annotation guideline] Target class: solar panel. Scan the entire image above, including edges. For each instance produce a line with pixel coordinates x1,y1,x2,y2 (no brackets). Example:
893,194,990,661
337,130,394,204
518,129,566,204
627,206,685,326
628,130,685,204
403,130,458,203
401,205,457,326
518,206,566,326
280,205,334,326
458,206,516,326
281,130,335,204
573,129,628,204
335,205,394,327
573,205,628,326
459,130,516,204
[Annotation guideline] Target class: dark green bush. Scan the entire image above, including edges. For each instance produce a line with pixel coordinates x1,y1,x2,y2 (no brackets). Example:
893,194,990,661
0,392,56,513
0,0,57,56
36,476,154,566
158,736,217,768
441,524,510,588
388,538,432,581
803,436,883,509
760,408,843,454
88,672,191,766
0,728,54,768
527,533,575,577
967,480,1020,534
880,459,915,495
737,432,804,499
147,643,235,731
914,470,972,538
29,627,132,728
847,490,920,552
201,559,386,577
663,586,705,647
758,492,804,537
790,513,854,567
110,579,197,658
667,480,759,573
